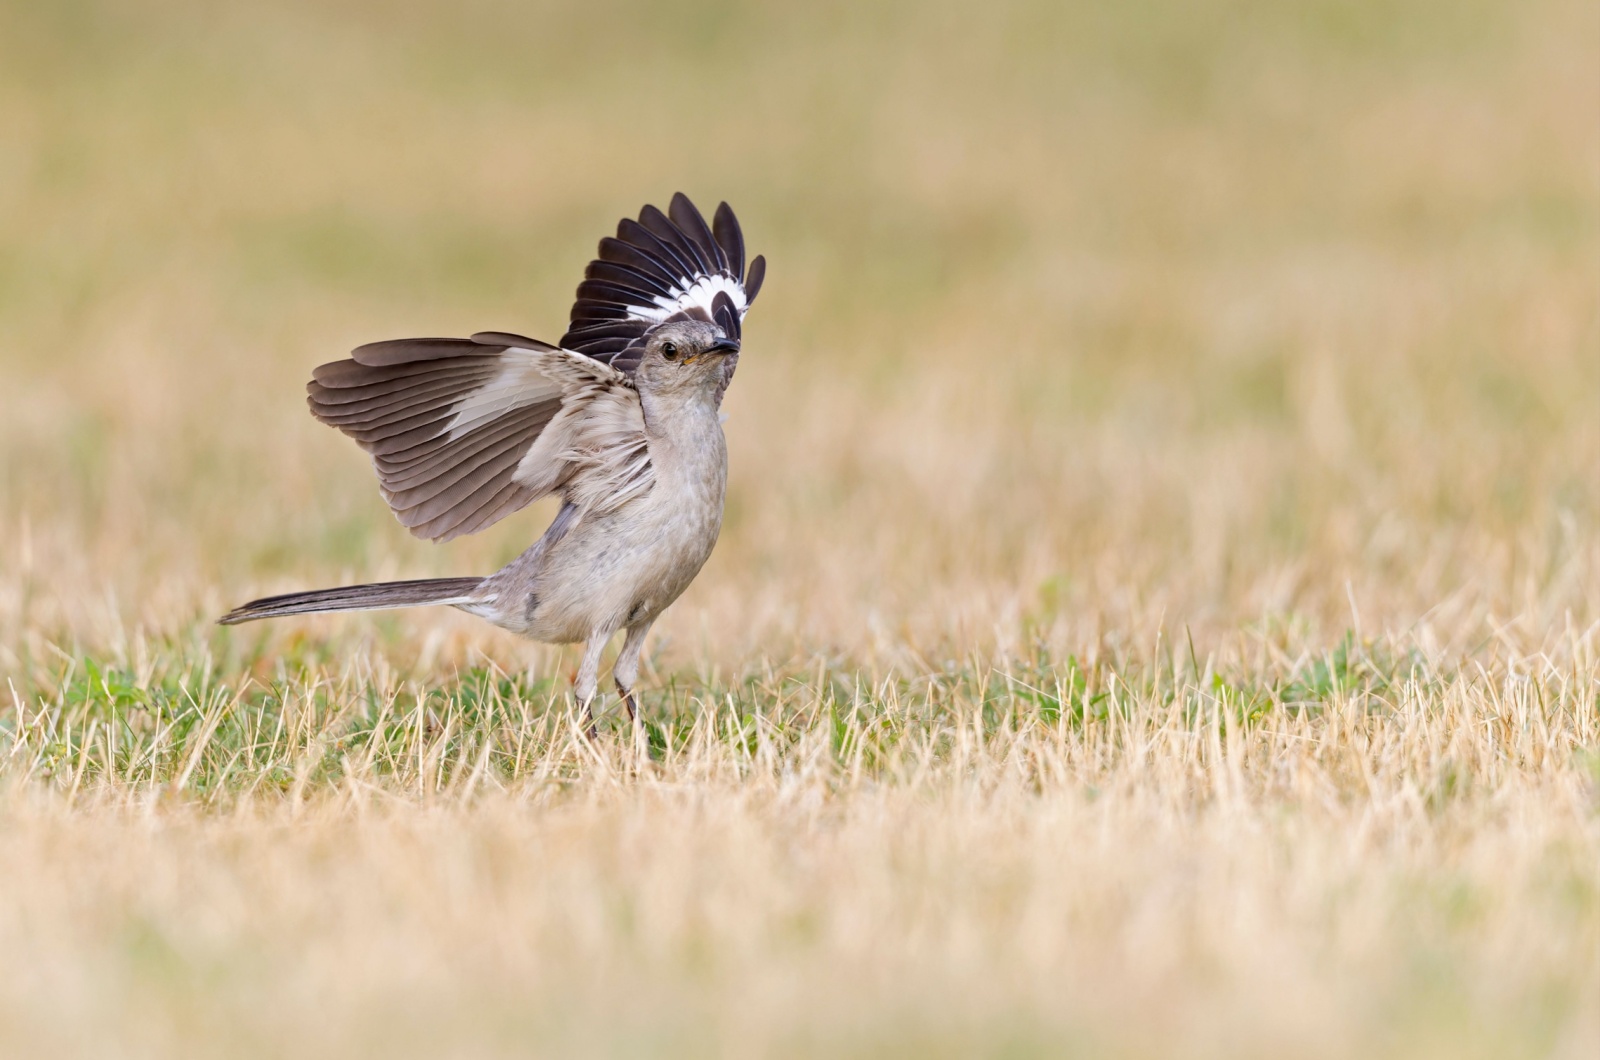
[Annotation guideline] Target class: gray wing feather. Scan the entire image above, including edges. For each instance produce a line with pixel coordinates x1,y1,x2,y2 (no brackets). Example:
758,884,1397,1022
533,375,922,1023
308,336,653,542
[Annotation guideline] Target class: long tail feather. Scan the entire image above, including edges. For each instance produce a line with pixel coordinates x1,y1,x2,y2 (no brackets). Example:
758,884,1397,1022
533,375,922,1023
219,577,484,625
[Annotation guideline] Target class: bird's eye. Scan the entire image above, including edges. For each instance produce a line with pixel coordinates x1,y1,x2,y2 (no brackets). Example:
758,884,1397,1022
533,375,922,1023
661,342,679,361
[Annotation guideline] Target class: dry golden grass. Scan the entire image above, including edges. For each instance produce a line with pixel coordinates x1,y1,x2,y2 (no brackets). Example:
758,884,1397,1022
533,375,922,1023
0,0,1596,1055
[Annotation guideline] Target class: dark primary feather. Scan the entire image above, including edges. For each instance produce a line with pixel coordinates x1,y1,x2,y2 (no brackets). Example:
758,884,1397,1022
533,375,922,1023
712,201,745,279
593,237,674,283
584,260,674,297
616,217,691,276
744,254,766,303
639,205,709,277
576,278,658,306
671,192,725,272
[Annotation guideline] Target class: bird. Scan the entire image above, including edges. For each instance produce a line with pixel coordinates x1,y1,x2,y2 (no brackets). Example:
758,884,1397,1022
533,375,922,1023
220,193,766,733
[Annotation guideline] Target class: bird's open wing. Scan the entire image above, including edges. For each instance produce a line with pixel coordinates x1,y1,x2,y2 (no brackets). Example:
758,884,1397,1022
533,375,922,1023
561,193,766,387
307,333,652,542
303,194,762,540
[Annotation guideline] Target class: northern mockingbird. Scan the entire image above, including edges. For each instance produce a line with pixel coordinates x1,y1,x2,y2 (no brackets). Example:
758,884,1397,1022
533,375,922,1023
221,194,766,731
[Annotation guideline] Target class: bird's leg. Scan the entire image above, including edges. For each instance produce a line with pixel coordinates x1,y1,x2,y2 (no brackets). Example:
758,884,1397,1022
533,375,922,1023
612,620,655,726
574,634,610,739
616,685,639,724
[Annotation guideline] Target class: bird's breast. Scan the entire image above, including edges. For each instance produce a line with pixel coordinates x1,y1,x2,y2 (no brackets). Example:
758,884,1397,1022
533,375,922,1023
511,417,727,641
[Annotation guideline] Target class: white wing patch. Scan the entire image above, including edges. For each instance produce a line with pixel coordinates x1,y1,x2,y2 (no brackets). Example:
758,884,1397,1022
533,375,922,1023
625,274,750,326
443,351,564,441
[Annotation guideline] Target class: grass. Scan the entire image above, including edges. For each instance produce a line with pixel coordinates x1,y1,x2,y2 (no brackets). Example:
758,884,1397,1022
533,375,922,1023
0,0,1597,1055
4,626,1594,1057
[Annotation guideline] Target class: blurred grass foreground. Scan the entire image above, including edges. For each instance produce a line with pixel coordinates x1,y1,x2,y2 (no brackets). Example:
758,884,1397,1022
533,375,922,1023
0,0,1597,1057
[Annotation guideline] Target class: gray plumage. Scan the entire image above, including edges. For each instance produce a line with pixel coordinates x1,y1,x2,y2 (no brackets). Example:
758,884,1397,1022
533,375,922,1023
221,195,764,732
220,578,485,621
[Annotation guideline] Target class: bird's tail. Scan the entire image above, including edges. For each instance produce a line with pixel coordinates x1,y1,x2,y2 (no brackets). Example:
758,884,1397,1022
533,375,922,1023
219,577,485,625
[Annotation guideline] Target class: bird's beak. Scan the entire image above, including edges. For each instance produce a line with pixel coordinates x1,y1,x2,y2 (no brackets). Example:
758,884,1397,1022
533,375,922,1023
685,337,740,365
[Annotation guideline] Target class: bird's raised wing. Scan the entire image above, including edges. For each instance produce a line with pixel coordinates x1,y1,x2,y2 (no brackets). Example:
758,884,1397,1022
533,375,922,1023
303,194,762,541
307,333,652,542
561,193,766,382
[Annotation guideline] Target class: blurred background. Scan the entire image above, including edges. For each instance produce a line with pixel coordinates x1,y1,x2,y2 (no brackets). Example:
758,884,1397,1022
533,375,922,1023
0,0,1594,671
0,5,1595,1055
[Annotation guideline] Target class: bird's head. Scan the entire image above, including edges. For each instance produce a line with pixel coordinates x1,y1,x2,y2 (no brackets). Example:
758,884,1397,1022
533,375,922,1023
633,319,740,399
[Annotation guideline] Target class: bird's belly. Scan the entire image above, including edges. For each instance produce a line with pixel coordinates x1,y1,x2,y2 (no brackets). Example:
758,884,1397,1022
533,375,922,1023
521,491,723,643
